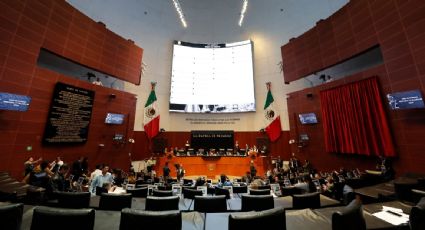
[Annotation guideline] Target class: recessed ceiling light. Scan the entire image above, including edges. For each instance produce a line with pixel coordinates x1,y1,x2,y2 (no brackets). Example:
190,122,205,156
238,0,248,27
172,0,187,28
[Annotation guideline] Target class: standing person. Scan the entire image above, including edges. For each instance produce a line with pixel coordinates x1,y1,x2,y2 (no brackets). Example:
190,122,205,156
90,165,113,195
24,157,42,177
146,157,155,176
50,156,64,173
177,164,185,181
163,162,171,180
72,157,84,181
90,164,103,182
289,153,300,172
250,161,257,178
81,157,89,175
51,164,70,192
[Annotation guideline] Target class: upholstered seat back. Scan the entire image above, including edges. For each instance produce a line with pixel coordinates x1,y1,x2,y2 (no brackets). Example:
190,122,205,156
56,191,91,209
152,189,173,197
126,187,148,198
120,209,181,230
232,186,248,194
183,188,203,199
281,186,301,197
249,189,271,195
257,185,271,190
145,195,180,211
332,199,366,230
292,192,320,209
228,207,286,230
99,193,132,211
0,203,23,230
241,194,274,211
215,187,230,199
30,206,95,230
95,186,108,196
410,197,425,230
194,195,227,213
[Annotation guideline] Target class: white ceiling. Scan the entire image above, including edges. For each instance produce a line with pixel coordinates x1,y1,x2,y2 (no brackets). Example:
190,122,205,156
66,0,349,131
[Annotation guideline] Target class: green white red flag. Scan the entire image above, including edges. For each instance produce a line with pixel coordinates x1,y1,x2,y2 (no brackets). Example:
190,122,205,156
264,82,281,142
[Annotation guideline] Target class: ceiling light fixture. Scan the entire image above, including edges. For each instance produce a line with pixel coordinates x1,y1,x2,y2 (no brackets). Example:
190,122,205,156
238,0,248,26
172,0,187,28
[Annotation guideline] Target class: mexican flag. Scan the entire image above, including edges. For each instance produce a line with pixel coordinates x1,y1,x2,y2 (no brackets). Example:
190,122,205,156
144,83,160,139
264,82,281,142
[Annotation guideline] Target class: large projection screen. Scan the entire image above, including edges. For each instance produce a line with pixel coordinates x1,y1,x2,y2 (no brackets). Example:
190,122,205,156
169,40,255,113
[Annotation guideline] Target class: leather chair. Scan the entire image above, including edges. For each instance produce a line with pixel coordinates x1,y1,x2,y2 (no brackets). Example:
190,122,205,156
95,186,108,196
257,185,271,190
56,191,91,208
99,193,132,211
145,195,180,211
249,189,271,195
281,186,301,196
215,187,231,199
228,207,286,230
194,195,227,213
292,192,320,209
158,185,172,191
332,199,366,230
394,181,418,205
120,209,181,230
241,194,274,211
183,187,203,210
232,185,248,194
30,206,95,230
152,189,173,197
410,197,425,230
0,203,23,230
126,187,148,198
135,180,150,187
394,181,417,204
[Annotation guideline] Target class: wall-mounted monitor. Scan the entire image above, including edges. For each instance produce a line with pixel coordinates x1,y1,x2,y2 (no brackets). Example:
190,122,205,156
105,113,125,124
0,92,31,111
387,90,424,110
299,113,318,124
169,40,255,113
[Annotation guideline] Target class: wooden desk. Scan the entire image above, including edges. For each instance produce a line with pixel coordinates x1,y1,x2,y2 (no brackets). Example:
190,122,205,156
154,155,268,178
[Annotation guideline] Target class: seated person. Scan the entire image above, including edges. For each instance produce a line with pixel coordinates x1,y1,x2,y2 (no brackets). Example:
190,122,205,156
322,176,335,197
195,177,206,187
250,178,265,189
102,182,118,193
51,164,70,192
218,174,232,187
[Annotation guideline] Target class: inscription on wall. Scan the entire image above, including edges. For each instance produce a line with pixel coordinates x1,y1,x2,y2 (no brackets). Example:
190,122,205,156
186,118,240,125
43,82,95,144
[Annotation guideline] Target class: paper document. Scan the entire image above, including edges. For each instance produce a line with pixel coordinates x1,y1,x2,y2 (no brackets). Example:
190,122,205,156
372,208,409,226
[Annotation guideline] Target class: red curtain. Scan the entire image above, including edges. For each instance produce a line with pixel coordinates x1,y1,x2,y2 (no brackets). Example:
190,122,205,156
320,77,395,157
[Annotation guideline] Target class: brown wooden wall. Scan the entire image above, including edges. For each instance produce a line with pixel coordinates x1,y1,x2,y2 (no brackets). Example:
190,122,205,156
0,0,143,179
281,0,425,83
283,0,425,176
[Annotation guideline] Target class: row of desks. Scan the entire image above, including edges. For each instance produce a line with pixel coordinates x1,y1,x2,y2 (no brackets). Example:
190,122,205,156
16,195,411,230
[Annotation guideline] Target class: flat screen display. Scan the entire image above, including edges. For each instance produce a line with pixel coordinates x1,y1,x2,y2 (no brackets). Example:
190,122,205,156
299,113,318,124
105,113,125,124
170,40,255,113
387,90,425,109
0,92,31,111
